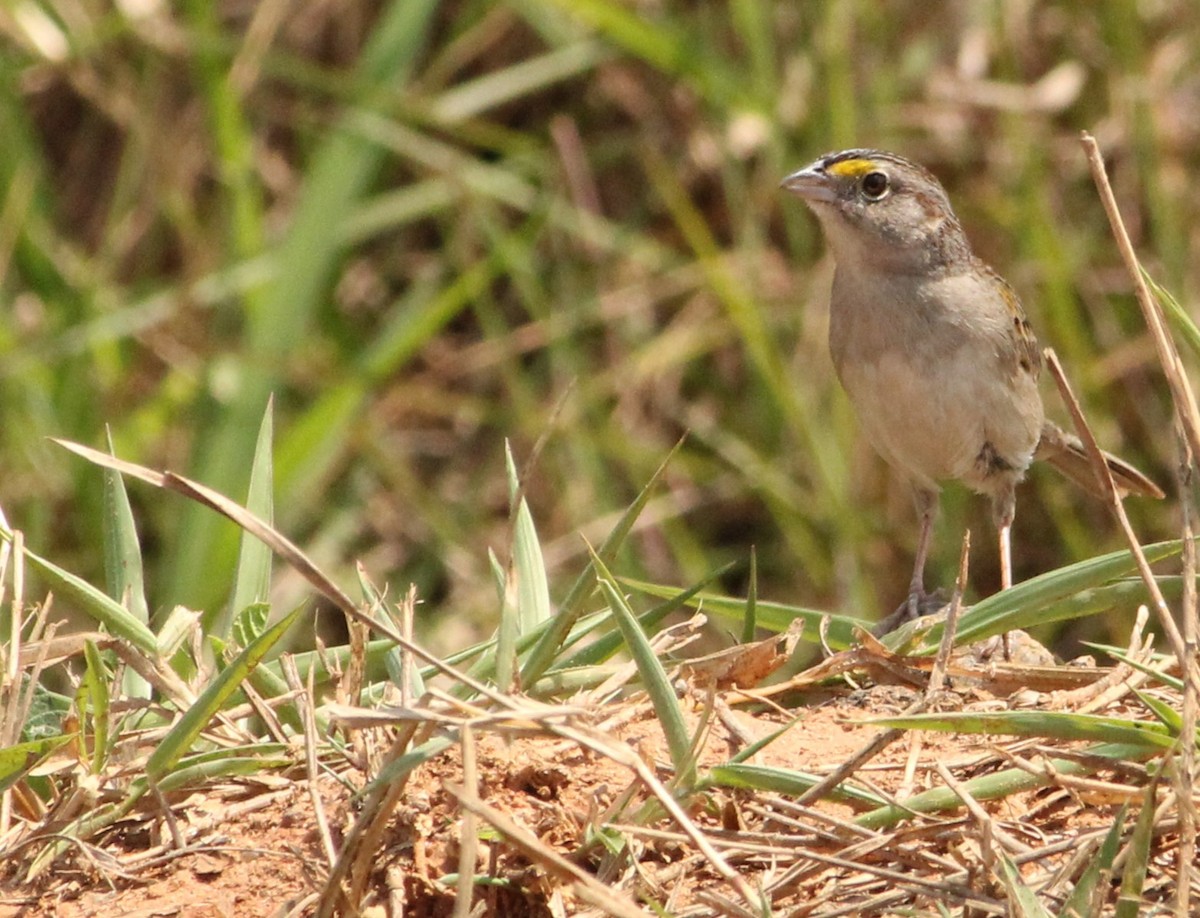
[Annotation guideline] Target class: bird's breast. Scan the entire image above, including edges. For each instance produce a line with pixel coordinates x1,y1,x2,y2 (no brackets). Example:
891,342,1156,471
828,274,1043,493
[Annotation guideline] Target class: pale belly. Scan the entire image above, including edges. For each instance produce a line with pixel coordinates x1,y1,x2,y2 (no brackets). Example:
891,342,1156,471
837,349,1042,495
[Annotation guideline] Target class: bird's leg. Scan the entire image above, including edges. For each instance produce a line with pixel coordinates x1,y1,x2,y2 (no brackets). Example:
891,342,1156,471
873,489,942,637
993,484,1017,660
999,524,1013,591
906,488,938,619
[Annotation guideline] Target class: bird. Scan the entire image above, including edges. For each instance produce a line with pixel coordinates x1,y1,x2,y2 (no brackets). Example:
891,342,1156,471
780,148,1162,625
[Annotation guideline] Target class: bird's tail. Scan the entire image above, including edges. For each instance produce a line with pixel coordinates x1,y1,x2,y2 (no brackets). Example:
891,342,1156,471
1035,421,1164,499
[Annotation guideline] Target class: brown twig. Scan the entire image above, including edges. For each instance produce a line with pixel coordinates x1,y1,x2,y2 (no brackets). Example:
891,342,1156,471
929,531,970,695
451,725,479,918
1044,348,1183,655
445,783,648,918
1081,131,1199,914
1177,457,1197,916
281,654,336,871
1080,133,1200,464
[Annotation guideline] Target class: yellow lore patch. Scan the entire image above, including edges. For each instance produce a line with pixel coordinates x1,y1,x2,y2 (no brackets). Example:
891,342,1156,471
826,158,881,178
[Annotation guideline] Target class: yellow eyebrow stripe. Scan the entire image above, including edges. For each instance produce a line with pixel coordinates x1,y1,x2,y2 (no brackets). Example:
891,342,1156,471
826,158,881,177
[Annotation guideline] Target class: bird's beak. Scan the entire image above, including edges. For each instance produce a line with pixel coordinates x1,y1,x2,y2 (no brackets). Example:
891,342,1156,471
780,165,838,204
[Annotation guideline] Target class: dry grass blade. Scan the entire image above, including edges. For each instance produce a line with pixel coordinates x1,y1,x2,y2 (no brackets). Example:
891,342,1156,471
280,654,336,870
538,718,761,910
445,783,648,918
1178,487,1198,915
51,438,515,706
451,725,479,918
1080,134,1200,464
929,529,969,694
322,730,455,917
15,631,115,669
52,438,360,618
1081,132,1200,914
1042,349,1182,655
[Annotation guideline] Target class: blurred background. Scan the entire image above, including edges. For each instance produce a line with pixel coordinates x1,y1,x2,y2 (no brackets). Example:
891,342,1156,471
1,1,1197,653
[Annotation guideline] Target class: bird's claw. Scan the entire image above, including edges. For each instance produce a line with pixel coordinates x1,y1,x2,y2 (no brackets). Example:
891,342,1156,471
872,589,949,636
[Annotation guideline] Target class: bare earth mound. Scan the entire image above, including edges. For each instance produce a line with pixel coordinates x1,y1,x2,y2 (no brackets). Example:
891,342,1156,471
9,655,1186,916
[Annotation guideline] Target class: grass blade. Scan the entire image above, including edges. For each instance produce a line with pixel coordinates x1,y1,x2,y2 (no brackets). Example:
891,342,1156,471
1059,804,1126,918
0,736,73,794
146,608,299,781
224,399,276,638
0,529,157,655
740,547,758,643
622,579,859,648
521,437,686,687
1115,771,1160,917
857,742,1158,830
101,428,148,628
706,763,885,808
590,546,695,789
903,540,1185,649
866,710,1174,749
101,427,150,698
998,854,1054,918
80,639,111,773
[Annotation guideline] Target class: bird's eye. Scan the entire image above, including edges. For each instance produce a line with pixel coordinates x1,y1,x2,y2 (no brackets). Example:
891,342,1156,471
860,171,890,200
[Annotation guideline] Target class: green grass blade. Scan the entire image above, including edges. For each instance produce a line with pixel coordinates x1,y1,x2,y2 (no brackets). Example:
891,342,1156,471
459,563,736,696
1058,804,1126,918
903,540,1185,649
0,736,74,795
521,437,686,687
361,734,455,796
231,602,270,649
356,567,417,698
146,608,299,781
726,718,802,765
156,751,294,793
433,41,608,123
866,710,1174,749
1132,688,1183,734
537,0,739,108
551,563,738,673
507,443,552,633
81,639,111,773
998,854,1054,918
101,428,148,626
493,560,519,692
857,743,1157,830
741,547,758,643
706,763,885,808
492,442,551,691
101,427,150,698
224,400,276,637
621,579,859,649
591,547,696,789
1094,645,1183,692
0,529,157,655
1115,771,1159,917
1143,268,1200,359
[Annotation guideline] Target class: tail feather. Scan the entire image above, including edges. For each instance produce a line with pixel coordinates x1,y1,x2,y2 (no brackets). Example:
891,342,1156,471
1036,421,1164,499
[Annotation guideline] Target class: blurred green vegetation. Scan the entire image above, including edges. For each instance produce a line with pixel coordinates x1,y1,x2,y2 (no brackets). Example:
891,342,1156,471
1,0,1197,650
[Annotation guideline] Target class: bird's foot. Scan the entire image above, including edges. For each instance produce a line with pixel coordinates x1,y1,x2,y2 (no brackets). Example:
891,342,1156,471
872,588,949,637
974,633,1011,662
972,630,1055,665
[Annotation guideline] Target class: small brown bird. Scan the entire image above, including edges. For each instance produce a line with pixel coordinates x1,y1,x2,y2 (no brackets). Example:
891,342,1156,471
781,149,1162,621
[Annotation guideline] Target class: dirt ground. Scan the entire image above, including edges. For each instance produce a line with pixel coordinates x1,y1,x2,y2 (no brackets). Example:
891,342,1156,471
4,660,1184,917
